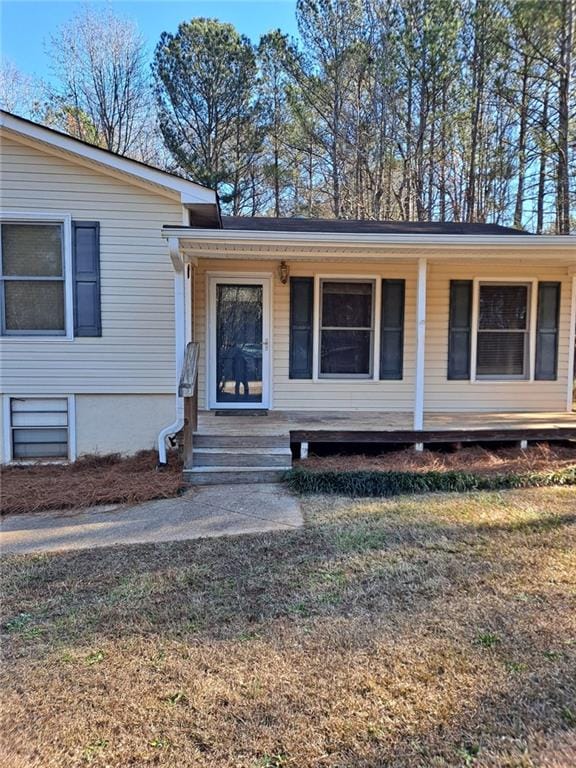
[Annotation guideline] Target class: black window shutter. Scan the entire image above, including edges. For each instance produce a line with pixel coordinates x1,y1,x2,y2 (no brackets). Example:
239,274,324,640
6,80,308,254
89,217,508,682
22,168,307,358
289,277,314,379
72,221,101,337
448,280,472,380
535,281,561,380
380,279,405,379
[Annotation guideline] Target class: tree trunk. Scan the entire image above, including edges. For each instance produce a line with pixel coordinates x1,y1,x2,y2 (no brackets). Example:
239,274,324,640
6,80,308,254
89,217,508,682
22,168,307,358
439,81,447,221
466,2,486,223
274,141,280,217
536,88,549,234
404,70,413,220
513,55,530,229
556,0,574,233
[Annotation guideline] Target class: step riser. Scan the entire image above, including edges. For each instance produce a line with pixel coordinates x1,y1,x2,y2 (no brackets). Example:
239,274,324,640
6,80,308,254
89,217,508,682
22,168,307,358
184,469,288,485
194,435,288,449
193,452,291,468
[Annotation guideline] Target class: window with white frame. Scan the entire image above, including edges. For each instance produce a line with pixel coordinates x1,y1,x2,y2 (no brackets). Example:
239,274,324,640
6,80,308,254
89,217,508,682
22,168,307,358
0,222,66,335
319,279,375,377
9,397,70,460
476,283,530,379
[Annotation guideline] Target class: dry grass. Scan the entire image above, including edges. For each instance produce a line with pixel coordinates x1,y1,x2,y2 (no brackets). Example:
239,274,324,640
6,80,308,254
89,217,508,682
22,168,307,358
0,450,186,515
1,487,575,767
297,442,576,476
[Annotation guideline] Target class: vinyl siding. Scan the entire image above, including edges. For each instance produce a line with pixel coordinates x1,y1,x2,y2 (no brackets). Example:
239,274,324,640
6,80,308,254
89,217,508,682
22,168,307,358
194,257,573,414
0,132,181,395
194,259,417,411
425,261,572,411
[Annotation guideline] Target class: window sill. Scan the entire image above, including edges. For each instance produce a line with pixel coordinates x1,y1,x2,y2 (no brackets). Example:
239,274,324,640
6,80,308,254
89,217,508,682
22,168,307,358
0,335,75,342
304,378,405,384
472,378,533,383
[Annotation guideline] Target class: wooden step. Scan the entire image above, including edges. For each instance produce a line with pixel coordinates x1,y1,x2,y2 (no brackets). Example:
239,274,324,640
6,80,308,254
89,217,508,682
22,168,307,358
184,466,290,485
193,433,289,449
193,447,292,468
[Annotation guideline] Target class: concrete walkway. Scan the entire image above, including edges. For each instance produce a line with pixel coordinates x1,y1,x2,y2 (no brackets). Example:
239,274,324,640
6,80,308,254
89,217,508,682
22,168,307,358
0,484,303,556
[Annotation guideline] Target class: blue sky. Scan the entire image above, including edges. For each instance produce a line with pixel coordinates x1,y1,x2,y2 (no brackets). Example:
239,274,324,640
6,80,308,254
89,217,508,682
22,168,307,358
1,1,299,84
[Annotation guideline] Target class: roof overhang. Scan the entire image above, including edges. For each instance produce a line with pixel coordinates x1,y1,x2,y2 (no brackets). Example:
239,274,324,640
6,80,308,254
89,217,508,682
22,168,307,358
0,110,216,206
163,227,576,264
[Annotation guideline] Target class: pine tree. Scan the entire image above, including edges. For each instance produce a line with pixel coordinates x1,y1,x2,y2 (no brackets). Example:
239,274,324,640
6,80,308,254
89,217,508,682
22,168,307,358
153,18,264,208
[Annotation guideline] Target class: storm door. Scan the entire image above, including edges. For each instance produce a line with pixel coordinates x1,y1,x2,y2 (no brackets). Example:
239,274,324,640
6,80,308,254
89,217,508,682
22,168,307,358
208,277,270,408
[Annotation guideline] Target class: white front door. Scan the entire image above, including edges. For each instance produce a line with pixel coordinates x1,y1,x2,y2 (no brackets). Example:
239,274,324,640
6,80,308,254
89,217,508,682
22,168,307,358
208,276,271,409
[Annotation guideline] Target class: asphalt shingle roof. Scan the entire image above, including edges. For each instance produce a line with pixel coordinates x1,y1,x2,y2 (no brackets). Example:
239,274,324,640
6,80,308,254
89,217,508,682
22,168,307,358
221,216,527,235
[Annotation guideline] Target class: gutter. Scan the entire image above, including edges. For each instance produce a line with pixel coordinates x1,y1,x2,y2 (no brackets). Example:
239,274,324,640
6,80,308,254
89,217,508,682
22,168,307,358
157,237,186,465
162,227,576,250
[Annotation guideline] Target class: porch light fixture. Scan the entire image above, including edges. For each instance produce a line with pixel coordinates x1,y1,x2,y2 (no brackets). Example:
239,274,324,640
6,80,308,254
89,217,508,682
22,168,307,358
279,260,289,284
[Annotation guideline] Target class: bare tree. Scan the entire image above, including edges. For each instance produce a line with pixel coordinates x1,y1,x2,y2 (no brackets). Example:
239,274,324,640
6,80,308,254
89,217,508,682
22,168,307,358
0,59,44,117
47,5,155,159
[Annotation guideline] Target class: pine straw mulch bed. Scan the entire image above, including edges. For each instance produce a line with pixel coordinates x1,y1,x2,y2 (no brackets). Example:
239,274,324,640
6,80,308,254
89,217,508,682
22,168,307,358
0,451,186,516
296,442,576,476
1,487,575,767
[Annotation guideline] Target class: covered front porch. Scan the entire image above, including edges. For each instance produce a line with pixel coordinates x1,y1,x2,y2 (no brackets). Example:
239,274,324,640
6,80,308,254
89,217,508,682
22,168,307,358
164,222,575,482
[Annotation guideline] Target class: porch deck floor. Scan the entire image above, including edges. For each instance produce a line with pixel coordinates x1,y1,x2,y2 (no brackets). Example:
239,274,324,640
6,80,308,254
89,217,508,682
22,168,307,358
196,409,576,438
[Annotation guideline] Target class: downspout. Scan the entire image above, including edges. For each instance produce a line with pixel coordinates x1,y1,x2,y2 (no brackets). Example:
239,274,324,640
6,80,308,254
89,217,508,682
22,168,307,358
157,236,186,465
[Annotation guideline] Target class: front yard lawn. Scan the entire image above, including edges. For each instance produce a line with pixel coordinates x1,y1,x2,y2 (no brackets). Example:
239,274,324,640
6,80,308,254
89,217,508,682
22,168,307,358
1,487,575,767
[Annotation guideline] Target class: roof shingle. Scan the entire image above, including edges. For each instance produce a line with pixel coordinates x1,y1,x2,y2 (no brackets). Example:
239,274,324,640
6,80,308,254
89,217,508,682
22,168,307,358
221,216,527,235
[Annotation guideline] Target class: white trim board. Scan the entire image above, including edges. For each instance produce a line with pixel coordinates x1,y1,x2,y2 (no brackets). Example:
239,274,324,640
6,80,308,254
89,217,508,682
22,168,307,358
165,227,576,252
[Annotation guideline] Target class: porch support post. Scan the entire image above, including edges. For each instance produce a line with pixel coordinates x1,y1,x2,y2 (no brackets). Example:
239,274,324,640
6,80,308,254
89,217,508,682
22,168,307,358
414,257,427,431
184,263,193,346
567,274,576,412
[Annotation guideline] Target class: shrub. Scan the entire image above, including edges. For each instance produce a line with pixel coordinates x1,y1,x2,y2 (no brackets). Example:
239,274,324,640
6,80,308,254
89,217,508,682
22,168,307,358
284,466,576,497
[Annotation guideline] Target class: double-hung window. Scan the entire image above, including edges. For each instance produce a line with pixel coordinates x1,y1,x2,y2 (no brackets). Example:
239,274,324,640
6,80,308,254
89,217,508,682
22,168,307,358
476,282,530,379
319,279,375,377
0,222,66,335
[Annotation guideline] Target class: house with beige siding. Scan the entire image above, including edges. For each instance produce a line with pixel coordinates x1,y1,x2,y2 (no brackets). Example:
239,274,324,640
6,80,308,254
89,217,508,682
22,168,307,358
1,110,575,483
0,110,215,463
